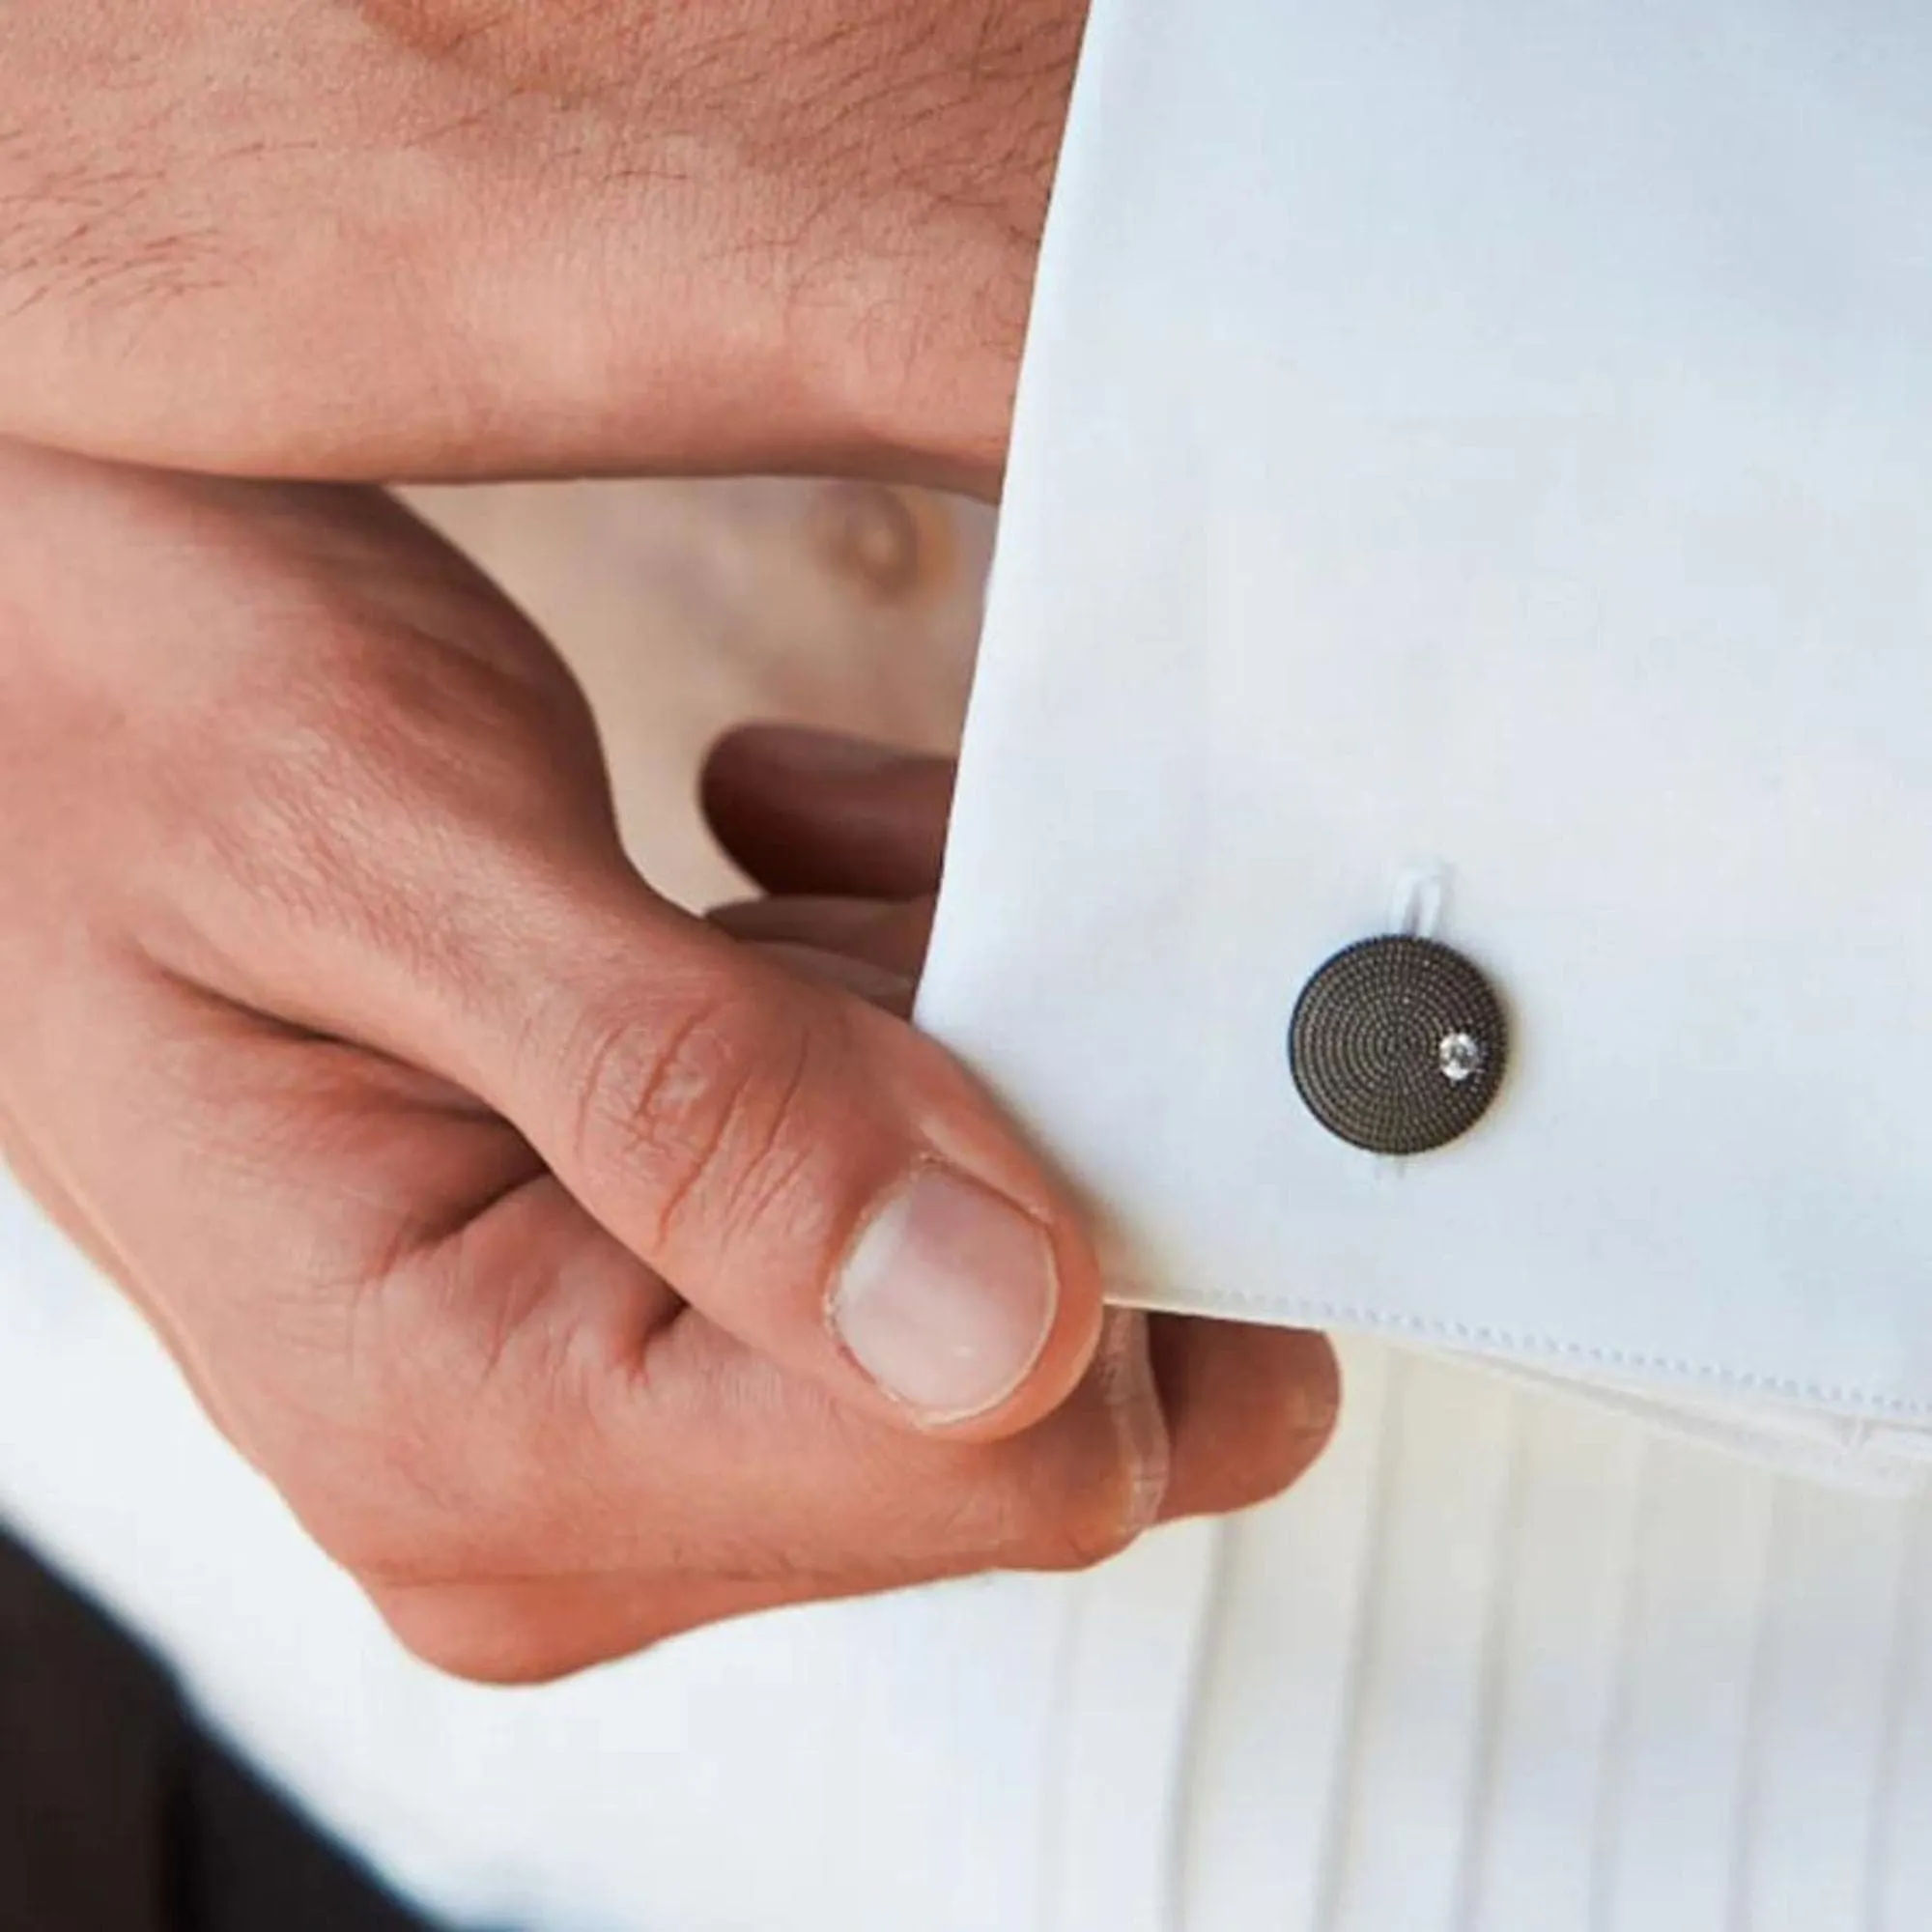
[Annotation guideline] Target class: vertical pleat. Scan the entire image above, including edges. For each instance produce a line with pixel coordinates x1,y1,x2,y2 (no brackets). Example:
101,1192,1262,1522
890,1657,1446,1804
1590,1435,1777,1929
1319,1351,1522,1932
1147,1338,1932,1932
1456,1386,1649,1932
1869,1504,1932,1932
1041,1518,1224,1932
1733,1482,1912,1932
1171,1342,1395,1932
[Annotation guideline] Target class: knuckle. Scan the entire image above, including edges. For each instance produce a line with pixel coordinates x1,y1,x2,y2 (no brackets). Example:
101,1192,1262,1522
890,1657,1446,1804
564,988,823,1254
371,1583,693,1690
373,1594,602,1689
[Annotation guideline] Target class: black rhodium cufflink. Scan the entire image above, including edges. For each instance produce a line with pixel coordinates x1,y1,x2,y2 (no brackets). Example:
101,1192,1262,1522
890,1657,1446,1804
1289,935,1508,1155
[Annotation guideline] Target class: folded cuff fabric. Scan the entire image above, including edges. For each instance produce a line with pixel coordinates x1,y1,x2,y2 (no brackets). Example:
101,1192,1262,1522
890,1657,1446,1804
919,0,1932,1461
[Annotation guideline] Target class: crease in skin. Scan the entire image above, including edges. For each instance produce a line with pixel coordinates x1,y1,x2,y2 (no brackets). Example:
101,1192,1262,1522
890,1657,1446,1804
1093,1305,1169,1538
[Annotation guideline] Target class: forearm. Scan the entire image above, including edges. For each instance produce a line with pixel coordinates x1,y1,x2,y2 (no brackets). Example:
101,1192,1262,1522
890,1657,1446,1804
0,0,1087,489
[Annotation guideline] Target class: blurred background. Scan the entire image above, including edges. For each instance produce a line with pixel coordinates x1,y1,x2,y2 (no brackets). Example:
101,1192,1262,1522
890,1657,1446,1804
408,479,993,905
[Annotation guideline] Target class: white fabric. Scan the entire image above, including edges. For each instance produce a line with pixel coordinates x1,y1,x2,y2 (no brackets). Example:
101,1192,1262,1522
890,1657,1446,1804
919,0,1932,1462
5,3,1932,1926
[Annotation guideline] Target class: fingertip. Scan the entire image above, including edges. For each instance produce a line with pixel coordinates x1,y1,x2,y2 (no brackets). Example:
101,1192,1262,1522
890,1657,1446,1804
699,724,954,897
700,724,896,840
1152,1320,1341,1520
825,1158,1105,1441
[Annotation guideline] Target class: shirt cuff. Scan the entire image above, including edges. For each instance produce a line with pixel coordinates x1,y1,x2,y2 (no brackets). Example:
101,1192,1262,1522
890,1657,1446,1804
921,0,1932,1437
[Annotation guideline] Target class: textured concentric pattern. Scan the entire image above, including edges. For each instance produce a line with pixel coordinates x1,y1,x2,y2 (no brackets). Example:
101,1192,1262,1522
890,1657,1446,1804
1289,936,1508,1154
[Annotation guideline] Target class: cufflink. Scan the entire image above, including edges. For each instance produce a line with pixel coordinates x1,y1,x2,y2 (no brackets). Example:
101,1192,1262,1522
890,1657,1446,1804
1289,936,1508,1155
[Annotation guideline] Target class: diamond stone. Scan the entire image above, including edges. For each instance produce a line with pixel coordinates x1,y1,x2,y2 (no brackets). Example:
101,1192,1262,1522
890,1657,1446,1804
1437,1032,1483,1084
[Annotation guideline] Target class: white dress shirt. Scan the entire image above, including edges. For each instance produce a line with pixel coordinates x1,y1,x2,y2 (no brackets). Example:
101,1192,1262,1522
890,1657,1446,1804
6,2,1932,1926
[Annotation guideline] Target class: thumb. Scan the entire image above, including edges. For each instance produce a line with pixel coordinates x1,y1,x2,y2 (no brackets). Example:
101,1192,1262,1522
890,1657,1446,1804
425,871,1105,1439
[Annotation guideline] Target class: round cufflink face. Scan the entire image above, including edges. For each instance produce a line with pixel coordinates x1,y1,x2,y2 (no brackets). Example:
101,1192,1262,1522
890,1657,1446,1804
1289,935,1508,1155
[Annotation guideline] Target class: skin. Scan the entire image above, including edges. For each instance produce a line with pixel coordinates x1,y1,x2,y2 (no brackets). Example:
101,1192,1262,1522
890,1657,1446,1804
0,0,1086,490
0,442,1339,1683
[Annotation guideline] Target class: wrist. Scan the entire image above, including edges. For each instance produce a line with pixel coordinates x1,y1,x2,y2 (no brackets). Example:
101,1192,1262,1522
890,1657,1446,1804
447,1,1085,491
759,0,1088,497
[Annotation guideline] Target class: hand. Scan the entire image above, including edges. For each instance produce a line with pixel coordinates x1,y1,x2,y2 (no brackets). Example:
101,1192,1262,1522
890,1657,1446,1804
0,441,1335,1682
701,724,1341,1532
0,0,1085,491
